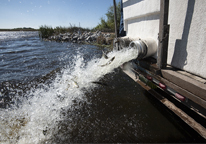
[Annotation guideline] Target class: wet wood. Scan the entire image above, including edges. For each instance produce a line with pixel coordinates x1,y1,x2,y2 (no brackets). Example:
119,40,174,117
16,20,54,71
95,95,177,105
160,76,206,111
161,69,206,101
161,98,206,139
177,70,206,84
135,59,206,111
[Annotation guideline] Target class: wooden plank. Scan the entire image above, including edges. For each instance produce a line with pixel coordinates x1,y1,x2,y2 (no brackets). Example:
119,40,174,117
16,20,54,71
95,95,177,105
123,61,206,115
123,69,206,139
160,98,206,139
157,0,170,69
161,69,206,101
177,70,206,84
160,76,206,110
133,60,206,108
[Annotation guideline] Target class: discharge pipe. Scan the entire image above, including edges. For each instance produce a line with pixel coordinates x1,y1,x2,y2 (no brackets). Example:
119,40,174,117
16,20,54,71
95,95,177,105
114,37,157,59
129,38,157,59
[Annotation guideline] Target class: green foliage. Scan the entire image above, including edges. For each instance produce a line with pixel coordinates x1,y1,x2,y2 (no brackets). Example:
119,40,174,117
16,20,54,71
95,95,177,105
95,1,121,32
39,25,55,38
55,26,67,34
39,2,121,38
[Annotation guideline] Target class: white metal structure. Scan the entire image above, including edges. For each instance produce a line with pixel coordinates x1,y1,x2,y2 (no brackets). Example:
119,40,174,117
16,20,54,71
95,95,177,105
122,0,206,78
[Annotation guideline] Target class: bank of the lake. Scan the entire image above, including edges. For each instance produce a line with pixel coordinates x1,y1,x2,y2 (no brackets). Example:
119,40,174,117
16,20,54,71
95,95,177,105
41,30,115,48
0,28,38,31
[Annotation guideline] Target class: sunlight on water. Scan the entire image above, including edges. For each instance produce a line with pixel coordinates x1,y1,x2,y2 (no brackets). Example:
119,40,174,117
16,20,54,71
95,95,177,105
0,31,38,42
0,47,138,144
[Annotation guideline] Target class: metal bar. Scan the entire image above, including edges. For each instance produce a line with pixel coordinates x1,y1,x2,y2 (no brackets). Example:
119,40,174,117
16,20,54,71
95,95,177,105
157,0,170,69
113,0,118,38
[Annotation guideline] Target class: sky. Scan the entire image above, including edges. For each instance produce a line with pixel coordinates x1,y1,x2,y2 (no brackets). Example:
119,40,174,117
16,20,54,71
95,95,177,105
0,0,121,29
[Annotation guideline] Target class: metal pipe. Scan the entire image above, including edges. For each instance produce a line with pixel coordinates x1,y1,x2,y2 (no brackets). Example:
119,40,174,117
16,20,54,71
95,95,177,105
129,38,157,59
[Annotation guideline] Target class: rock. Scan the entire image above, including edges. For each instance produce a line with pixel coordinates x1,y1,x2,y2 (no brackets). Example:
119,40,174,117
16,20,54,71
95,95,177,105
43,30,113,45
105,33,111,37
86,36,92,42
66,32,71,37
62,36,69,41
72,35,78,41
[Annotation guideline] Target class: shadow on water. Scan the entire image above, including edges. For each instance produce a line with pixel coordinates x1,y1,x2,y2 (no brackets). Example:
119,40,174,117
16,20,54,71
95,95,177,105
143,90,206,143
45,69,205,143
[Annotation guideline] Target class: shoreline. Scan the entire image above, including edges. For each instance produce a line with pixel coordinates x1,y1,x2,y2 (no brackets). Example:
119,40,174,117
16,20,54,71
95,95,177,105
0,30,114,49
42,31,115,49
0,29,38,31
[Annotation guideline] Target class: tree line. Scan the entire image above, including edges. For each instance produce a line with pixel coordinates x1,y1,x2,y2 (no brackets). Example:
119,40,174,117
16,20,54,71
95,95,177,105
39,1,121,38
94,1,121,32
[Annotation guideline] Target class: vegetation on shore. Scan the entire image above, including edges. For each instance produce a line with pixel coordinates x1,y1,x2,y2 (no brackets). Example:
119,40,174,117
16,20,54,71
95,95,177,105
94,33,116,49
38,1,121,47
39,25,92,39
94,1,121,32
39,1,121,38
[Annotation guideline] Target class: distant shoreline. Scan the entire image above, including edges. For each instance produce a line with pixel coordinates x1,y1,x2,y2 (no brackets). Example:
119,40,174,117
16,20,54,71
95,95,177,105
0,28,39,31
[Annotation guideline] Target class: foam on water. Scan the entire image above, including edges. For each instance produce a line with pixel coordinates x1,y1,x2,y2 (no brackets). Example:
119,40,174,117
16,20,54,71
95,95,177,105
0,47,138,144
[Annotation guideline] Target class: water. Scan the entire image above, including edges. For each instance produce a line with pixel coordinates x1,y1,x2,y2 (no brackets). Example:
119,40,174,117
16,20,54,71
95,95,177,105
0,31,203,143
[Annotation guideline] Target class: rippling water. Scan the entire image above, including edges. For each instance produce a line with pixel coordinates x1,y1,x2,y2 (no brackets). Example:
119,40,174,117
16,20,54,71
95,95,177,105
0,31,203,143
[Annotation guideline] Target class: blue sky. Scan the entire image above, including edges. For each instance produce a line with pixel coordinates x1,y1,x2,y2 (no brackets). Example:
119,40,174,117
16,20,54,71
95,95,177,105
0,0,121,29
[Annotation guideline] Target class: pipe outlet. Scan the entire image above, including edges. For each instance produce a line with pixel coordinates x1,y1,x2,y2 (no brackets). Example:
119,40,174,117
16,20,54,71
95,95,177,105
129,38,157,59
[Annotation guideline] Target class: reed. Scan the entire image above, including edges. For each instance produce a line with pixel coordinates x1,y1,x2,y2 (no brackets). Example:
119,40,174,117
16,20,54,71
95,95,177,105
39,25,54,38
39,25,92,38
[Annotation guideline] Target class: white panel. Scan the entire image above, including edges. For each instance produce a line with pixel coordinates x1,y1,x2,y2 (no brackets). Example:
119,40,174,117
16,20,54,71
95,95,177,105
122,0,160,58
126,12,160,43
123,0,160,21
122,0,160,40
167,0,206,78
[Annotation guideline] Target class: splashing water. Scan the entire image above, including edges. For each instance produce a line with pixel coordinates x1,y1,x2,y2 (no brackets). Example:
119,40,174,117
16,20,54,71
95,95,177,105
0,47,138,144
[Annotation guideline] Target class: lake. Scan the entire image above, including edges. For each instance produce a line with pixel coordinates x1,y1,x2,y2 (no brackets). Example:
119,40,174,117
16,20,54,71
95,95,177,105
0,31,202,143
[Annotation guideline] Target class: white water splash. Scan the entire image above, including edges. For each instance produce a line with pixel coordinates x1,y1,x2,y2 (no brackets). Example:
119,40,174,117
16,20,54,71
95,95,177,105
0,47,138,144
